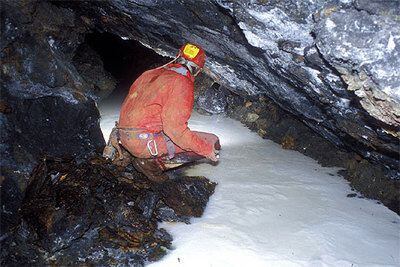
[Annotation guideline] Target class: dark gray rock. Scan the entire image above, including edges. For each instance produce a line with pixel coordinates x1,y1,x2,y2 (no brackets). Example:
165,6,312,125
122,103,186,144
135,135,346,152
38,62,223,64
1,0,111,235
197,83,228,114
0,89,105,235
159,176,217,217
1,156,216,266
1,0,116,100
72,43,116,99
354,0,400,18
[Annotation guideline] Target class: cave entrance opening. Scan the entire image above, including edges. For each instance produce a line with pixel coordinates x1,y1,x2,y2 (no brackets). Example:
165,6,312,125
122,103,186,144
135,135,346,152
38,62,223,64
82,31,170,104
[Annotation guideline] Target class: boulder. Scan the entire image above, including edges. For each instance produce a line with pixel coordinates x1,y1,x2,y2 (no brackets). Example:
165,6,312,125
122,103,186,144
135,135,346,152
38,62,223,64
1,156,216,266
0,89,105,235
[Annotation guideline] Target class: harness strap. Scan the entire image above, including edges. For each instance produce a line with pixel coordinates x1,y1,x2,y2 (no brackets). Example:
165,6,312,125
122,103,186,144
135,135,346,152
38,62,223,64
163,134,176,159
116,122,162,157
117,123,162,140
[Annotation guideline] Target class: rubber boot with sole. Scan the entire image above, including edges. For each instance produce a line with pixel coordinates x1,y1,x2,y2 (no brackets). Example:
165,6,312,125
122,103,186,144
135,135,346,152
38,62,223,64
131,158,169,183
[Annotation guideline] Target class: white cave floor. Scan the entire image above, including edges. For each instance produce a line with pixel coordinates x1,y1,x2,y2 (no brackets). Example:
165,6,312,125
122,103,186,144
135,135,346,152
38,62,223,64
99,104,399,267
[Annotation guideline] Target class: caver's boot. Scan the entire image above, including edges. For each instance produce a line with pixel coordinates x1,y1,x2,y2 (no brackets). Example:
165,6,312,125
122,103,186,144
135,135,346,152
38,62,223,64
103,126,124,160
112,148,132,168
162,152,205,170
131,157,169,183
102,144,116,160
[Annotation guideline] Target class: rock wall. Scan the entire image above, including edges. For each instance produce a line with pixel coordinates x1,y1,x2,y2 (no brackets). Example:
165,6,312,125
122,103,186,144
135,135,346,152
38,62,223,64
193,74,399,212
1,0,110,234
1,156,216,265
1,0,399,234
57,0,399,171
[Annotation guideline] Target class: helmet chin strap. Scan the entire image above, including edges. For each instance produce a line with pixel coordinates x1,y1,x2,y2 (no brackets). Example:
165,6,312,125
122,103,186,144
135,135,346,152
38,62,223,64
157,51,203,77
155,52,181,70
193,66,203,77
178,57,202,76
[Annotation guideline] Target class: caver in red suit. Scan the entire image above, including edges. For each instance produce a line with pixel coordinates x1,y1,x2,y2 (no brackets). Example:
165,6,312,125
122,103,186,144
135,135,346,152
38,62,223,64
116,43,220,182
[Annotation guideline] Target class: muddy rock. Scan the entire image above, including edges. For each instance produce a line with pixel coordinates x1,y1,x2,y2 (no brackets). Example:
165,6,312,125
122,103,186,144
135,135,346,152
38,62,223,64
1,156,216,266
159,176,217,217
344,159,400,212
246,113,260,123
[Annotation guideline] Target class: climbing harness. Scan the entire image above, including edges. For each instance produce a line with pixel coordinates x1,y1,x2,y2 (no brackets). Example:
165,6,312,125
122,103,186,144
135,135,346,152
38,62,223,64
116,123,166,157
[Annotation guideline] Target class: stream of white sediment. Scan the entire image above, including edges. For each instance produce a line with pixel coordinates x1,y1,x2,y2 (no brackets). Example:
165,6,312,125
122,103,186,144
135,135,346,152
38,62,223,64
99,103,399,267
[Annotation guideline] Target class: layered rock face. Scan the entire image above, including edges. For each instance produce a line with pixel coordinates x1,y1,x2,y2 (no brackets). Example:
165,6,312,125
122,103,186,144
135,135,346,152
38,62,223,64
1,156,216,265
57,0,399,171
1,1,109,234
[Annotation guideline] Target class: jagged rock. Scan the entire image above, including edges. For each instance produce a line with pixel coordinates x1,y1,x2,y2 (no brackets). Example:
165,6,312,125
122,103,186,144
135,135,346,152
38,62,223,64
1,0,117,100
246,113,259,123
1,156,216,266
0,90,105,235
1,1,87,94
159,176,217,217
155,201,191,224
1,0,111,235
196,83,228,114
314,7,400,127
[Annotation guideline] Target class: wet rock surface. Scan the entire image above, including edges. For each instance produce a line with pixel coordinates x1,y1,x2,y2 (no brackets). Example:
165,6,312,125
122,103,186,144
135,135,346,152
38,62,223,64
1,156,216,266
1,0,116,101
1,0,110,235
196,82,228,115
0,90,105,235
56,0,400,171
225,93,399,214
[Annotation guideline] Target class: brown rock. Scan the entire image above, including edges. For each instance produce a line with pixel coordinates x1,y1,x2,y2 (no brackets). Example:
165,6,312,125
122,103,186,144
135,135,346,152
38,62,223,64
246,113,259,123
245,101,253,108
0,100,12,114
281,135,296,150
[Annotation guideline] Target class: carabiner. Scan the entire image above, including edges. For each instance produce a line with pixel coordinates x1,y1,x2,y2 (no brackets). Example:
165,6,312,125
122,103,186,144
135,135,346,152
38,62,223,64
147,139,158,156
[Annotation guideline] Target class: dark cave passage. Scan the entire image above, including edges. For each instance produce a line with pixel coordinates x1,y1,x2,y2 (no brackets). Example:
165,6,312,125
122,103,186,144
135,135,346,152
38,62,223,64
77,31,170,102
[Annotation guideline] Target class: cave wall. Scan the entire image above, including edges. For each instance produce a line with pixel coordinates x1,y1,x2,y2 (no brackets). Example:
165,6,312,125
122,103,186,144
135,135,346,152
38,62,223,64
56,0,400,171
1,0,399,233
0,0,109,234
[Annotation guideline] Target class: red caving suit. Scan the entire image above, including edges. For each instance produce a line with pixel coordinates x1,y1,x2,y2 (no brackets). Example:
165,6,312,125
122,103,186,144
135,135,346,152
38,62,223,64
118,63,219,159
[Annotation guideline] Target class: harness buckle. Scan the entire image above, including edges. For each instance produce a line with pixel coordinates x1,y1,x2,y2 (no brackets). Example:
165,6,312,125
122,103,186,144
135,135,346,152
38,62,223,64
138,133,149,139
